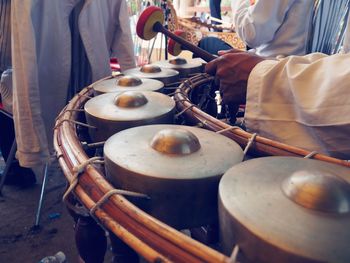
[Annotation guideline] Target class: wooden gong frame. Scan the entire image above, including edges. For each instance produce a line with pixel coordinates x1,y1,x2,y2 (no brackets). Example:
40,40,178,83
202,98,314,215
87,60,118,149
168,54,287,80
54,74,349,263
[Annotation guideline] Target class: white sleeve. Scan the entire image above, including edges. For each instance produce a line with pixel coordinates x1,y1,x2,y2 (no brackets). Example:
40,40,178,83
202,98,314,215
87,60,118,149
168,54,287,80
233,0,296,48
111,0,136,71
245,53,350,159
11,0,50,167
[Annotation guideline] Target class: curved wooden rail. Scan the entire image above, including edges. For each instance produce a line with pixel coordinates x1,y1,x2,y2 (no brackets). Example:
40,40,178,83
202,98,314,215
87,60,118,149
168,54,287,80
173,74,350,168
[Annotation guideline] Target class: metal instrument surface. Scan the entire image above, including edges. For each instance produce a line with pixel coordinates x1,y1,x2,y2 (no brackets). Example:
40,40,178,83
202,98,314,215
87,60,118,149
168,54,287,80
124,65,179,86
84,91,175,142
92,75,164,95
153,58,203,78
104,124,244,229
219,156,350,263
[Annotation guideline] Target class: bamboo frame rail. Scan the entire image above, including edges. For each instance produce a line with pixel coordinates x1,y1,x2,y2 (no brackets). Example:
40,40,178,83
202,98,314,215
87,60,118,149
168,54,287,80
173,74,350,168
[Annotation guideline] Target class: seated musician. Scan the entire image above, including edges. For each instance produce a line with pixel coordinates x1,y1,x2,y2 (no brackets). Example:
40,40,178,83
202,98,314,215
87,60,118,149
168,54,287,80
205,49,350,159
199,0,314,57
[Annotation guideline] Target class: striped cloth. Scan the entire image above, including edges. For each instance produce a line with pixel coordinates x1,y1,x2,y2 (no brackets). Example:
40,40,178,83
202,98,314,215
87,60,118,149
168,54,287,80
0,0,11,72
307,0,350,54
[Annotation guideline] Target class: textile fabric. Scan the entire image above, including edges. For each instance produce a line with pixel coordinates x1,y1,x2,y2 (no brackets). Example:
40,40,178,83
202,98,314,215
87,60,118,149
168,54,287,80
11,0,136,167
232,0,314,57
246,53,350,159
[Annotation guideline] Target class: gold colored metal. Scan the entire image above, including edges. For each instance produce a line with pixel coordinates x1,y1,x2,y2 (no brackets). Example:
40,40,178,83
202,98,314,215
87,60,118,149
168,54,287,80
219,156,350,263
150,128,201,155
154,58,203,78
114,92,148,108
117,75,143,87
282,170,350,214
123,66,179,86
169,57,187,65
140,64,162,73
84,91,175,142
92,76,164,95
104,124,244,229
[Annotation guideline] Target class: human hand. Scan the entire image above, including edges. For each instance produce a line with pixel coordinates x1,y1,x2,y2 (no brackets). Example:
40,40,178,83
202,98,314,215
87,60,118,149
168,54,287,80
205,49,265,105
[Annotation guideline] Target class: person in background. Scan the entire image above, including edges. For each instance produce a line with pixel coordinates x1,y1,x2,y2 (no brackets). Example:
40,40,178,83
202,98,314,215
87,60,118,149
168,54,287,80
233,0,314,57
173,0,196,17
209,0,222,31
11,0,136,170
199,0,314,58
11,1,137,262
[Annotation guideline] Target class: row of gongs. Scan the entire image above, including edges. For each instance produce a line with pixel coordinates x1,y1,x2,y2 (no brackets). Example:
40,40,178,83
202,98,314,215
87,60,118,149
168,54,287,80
93,57,203,96
84,57,350,263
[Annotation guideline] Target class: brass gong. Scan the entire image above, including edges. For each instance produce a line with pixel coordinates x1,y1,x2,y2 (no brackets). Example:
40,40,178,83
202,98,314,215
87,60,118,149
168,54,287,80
84,91,175,142
104,124,244,229
153,57,203,78
92,75,164,95
123,64,179,86
219,156,350,263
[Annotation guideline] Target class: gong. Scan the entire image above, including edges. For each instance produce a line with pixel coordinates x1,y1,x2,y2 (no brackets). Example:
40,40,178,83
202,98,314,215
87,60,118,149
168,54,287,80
123,64,179,86
84,91,175,142
219,156,350,263
104,124,244,229
153,57,203,78
92,75,164,95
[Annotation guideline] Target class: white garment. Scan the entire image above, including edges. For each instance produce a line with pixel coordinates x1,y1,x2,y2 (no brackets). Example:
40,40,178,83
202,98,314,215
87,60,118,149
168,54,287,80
246,53,350,159
11,0,136,167
232,0,314,57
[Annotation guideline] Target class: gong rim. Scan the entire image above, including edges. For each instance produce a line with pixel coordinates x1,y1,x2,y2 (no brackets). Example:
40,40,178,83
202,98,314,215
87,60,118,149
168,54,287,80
219,156,350,263
104,124,244,229
123,66,179,85
154,58,203,70
92,76,164,95
153,58,203,77
104,124,244,180
84,91,175,122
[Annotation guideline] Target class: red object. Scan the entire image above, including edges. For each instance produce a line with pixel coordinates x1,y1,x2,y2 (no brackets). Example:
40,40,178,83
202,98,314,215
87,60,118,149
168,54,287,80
136,6,162,40
110,58,121,71
168,30,185,56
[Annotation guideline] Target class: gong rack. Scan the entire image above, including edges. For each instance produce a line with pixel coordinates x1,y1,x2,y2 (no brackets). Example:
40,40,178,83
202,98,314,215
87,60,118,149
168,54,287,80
54,74,350,263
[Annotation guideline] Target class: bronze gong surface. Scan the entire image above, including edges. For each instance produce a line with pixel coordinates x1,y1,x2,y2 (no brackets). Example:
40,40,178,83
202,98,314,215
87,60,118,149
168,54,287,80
123,65,179,85
104,124,243,179
104,124,243,229
92,75,164,95
154,58,203,70
84,91,175,142
219,156,350,263
84,91,175,121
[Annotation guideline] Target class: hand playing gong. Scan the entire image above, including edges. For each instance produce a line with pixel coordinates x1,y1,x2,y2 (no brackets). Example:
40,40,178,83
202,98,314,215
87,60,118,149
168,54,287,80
205,49,265,105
